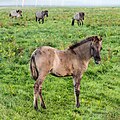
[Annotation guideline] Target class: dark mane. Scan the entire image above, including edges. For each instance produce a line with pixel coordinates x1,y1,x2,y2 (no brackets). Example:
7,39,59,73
69,36,97,50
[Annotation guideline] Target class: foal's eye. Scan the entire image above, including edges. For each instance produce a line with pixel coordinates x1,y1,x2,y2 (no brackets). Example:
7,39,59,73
100,47,102,50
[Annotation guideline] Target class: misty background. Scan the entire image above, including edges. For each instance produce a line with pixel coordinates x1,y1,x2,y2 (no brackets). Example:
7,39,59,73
0,0,120,7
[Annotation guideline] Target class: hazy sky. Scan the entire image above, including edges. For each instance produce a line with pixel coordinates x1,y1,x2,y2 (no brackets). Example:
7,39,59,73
0,0,120,6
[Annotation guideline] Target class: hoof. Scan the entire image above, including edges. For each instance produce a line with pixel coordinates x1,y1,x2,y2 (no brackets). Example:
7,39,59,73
76,103,80,108
41,103,46,109
34,105,38,110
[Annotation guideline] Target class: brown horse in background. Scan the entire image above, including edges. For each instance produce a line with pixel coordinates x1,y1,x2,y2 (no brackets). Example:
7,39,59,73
30,36,102,110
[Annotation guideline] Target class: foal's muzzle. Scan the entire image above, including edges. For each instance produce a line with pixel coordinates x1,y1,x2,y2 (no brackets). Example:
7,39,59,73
94,56,101,64
95,60,100,64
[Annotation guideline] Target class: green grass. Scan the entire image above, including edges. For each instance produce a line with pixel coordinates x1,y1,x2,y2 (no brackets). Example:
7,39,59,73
0,7,120,120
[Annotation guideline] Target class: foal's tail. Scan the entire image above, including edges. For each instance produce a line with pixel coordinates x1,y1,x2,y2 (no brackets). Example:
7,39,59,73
30,55,39,81
71,18,75,26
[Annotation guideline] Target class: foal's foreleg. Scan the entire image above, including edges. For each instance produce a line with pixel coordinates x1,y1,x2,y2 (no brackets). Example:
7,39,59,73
73,75,82,108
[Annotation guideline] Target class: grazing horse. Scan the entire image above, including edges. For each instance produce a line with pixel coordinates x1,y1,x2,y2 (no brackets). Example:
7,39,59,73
30,36,102,110
35,10,48,24
72,12,85,26
9,10,22,18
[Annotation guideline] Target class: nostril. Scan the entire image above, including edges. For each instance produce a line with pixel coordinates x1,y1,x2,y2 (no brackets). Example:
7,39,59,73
95,56,101,61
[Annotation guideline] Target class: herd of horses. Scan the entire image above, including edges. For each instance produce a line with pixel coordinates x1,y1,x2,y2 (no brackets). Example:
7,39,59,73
9,9,102,110
9,9,84,25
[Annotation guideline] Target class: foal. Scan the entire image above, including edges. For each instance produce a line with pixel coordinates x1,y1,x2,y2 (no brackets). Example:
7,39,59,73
72,12,85,26
35,10,48,24
30,36,102,110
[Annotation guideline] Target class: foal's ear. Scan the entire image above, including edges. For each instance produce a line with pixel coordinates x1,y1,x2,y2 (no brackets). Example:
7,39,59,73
99,36,102,41
92,36,98,42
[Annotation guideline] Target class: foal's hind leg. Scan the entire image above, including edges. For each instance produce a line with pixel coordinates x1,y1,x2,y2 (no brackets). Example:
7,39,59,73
34,71,48,110
34,79,39,110
38,76,46,109
34,77,46,110
34,76,46,110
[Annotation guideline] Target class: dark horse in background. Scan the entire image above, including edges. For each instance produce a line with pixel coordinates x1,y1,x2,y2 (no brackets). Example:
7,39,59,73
30,36,102,110
72,12,85,26
35,10,48,24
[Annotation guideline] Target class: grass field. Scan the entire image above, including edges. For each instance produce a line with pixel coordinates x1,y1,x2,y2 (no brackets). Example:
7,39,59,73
0,7,120,120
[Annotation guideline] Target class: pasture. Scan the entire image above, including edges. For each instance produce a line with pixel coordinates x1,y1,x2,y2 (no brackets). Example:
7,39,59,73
0,7,120,120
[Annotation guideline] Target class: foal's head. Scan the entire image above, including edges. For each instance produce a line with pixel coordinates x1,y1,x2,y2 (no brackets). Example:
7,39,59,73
91,36,102,64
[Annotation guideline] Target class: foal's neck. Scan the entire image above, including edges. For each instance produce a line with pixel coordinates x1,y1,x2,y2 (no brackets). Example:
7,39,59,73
73,41,92,62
